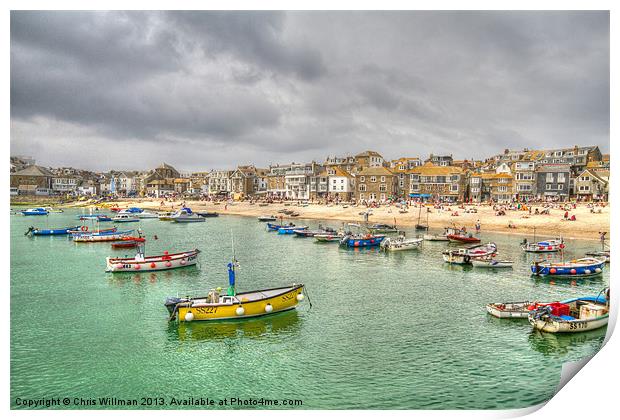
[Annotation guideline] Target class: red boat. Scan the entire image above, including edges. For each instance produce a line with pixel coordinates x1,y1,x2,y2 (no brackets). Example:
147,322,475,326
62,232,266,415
447,234,481,244
110,207,122,212
111,237,146,249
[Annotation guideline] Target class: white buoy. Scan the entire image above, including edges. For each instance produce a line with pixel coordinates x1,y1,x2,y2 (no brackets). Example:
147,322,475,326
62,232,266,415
184,312,194,322
585,269,591,275
595,267,602,273
265,304,273,313
235,306,245,316
296,294,305,302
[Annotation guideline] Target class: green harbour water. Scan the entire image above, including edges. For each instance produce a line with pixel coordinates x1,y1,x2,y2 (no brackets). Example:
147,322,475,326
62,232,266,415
10,208,609,409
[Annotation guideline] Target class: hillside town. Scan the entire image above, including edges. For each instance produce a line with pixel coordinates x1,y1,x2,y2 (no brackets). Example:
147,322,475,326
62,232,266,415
10,145,609,204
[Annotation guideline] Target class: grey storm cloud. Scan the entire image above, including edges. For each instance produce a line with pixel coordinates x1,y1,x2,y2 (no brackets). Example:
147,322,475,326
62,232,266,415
10,10,609,171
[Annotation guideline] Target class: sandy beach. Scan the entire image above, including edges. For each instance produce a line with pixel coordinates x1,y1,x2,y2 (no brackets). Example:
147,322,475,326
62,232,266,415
62,199,610,241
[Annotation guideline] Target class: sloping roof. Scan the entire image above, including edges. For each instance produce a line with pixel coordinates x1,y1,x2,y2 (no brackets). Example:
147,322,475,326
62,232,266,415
11,165,54,177
331,167,353,178
355,150,383,158
356,166,394,176
410,162,463,175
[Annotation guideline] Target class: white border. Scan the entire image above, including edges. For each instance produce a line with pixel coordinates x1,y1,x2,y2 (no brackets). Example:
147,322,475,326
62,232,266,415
3,1,616,419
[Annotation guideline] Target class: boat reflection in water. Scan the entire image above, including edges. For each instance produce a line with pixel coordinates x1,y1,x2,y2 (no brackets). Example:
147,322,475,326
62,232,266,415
106,266,201,286
527,327,607,357
169,308,302,342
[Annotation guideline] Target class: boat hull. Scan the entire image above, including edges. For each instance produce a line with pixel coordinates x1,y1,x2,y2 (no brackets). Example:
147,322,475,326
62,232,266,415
530,259,605,277
314,234,343,242
447,234,481,243
30,226,80,236
172,285,304,322
472,259,513,268
106,250,200,272
486,302,533,319
529,314,608,333
342,236,386,248
380,238,423,251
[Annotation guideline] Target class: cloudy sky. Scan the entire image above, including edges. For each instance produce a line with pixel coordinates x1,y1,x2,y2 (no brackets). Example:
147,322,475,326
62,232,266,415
10,11,609,172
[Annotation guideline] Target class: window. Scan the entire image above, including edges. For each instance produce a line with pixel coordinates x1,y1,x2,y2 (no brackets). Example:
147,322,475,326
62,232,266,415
369,193,376,200
359,193,365,200
580,176,590,181
359,176,365,182
451,185,458,191
498,186,507,192
410,174,419,181
359,184,366,191
381,176,386,182
370,176,377,182
399,180,404,187
451,175,459,181
546,173,554,182
557,173,566,183
379,184,387,192
557,184,564,190
471,178,480,185
380,193,386,201
340,179,344,183
546,184,553,191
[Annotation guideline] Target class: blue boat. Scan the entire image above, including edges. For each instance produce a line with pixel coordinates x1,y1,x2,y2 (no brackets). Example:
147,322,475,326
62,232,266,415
25,226,81,236
71,229,134,238
120,207,143,214
278,226,307,234
531,257,605,277
96,215,112,222
21,208,48,216
340,234,386,248
267,222,295,231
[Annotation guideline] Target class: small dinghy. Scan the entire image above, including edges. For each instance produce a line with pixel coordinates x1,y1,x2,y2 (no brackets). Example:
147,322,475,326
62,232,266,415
72,229,134,243
368,223,398,233
528,291,609,333
380,234,423,252
423,233,450,241
196,212,219,218
471,258,513,268
258,215,277,222
25,226,81,236
314,233,344,242
279,225,307,234
267,222,295,231
442,243,497,265
294,225,336,237
158,211,175,221
106,246,200,272
44,207,64,213
447,233,481,243
521,238,564,253
486,301,542,319
531,257,605,277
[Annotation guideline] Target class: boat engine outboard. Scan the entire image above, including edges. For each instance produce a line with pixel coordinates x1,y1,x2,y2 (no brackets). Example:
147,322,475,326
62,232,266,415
164,297,189,317
24,226,34,236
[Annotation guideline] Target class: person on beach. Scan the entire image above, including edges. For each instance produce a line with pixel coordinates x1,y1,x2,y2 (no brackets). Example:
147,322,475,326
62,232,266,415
564,211,569,220
475,220,481,233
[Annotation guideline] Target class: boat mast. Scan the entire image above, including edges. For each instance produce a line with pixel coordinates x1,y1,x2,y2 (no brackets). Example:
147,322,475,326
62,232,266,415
227,230,237,296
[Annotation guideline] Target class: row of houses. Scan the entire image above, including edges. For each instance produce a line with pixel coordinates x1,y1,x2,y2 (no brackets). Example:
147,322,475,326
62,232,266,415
9,145,610,202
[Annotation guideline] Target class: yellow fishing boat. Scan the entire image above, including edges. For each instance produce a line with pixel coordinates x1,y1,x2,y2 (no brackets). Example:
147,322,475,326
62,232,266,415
165,256,308,322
